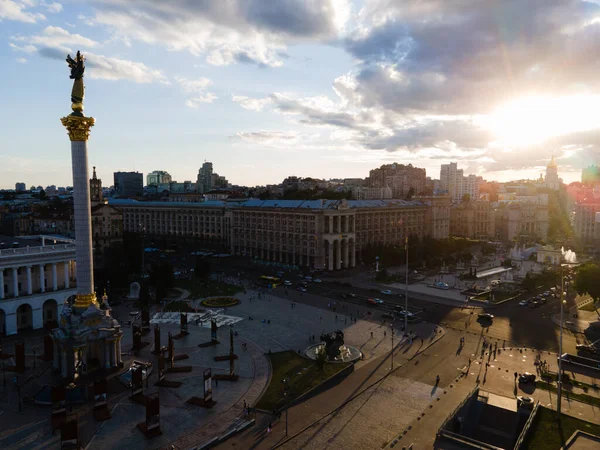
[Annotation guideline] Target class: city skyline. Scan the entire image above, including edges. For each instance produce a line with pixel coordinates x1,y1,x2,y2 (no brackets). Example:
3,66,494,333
2,1,600,188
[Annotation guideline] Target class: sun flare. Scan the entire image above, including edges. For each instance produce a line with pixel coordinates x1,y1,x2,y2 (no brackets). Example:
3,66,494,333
486,95,600,146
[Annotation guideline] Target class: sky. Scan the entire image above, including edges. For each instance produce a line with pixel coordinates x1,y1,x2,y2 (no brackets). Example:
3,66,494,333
2,0,600,189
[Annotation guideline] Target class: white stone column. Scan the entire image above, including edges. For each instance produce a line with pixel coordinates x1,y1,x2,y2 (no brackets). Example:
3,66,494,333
335,240,342,270
26,266,32,295
39,264,45,293
0,269,4,300
12,267,19,298
351,242,356,267
64,262,70,289
71,139,95,298
52,263,58,291
343,239,349,269
328,241,333,271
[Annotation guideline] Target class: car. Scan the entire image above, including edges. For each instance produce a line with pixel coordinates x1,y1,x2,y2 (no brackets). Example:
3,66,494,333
367,298,384,305
297,287,307,292
284,280,292,286
543,291,550,297
380,289,393,295
347,293,356,298
518,373,536,383
576,344,597,354
313,278,322,283
528,301,539,308
478,313,494,320
517,396,534,408
304,276,313,281
518,300,528,306
435,282,450,290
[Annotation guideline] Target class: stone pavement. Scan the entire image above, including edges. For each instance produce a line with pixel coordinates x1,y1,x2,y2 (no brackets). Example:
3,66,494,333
215,321,446,450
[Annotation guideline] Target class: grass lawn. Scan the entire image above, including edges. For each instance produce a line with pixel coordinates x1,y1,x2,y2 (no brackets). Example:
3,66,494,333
256,351,350,412
522,406,600,449
174,278,244,298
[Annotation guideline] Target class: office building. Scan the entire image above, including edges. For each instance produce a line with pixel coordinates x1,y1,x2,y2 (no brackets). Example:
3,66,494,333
440,162,481,203
15,182,26,192
147,170,172,187
574,198,600,245
114,171,143,198
352,186,392,200
197,162,213,194
450,201,496,240
110,198,450,271
368,163,426,198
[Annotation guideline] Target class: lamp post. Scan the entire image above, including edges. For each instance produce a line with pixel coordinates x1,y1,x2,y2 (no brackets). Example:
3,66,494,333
404,236,409,335
282,378,289,436
557,262,578,419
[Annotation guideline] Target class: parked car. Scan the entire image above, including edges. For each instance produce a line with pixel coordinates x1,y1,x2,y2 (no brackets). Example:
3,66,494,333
478,313,494,320
518,300,528,306
518,373,536,383
284,280,292,286
543,291,550,297
313,278,322,283
367,298,384,305
380,289,393,295
297,287,307,292
528,301,539,308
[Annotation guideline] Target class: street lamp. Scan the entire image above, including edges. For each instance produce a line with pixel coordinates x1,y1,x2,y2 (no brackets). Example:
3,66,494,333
557,262,579,419
282,378,289,436
390,324,395,371
404,236,409,335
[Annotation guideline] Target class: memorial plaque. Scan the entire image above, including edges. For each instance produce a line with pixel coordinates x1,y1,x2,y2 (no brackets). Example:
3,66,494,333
52,386,67,430
181,313,188,334
93,378,110,421
152,325,161,354
141,310,150,333
211,320,218,343
158,354,165,384
168,333,174,368
137,392,161,437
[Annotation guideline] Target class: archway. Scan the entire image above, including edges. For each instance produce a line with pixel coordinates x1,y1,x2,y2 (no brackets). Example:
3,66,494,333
0,309,5,336
16,303,33,331
43,299,58,329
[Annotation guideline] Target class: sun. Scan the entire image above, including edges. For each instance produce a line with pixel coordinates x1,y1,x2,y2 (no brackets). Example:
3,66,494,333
485,95,600,146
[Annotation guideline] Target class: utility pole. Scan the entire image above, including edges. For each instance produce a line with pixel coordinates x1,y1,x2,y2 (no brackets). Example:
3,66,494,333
391,325,394,371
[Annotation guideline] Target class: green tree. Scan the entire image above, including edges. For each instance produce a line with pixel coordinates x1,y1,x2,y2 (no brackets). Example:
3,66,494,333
39,188,47,200
315,347,327,371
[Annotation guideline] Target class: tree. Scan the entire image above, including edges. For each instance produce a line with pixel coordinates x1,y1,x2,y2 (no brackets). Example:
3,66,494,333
461,193,471,203
39,188,47,200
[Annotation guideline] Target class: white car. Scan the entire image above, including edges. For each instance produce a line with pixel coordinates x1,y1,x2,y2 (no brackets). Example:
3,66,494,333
284,280,292,286
518,300,528,306
380,289,393,295
313,278,322,283
298,287,307,292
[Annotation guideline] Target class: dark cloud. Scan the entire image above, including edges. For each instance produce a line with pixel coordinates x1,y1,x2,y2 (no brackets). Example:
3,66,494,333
37,46,65,60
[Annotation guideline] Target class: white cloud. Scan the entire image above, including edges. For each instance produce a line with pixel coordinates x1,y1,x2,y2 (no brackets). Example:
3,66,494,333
28,26,99,52
9,42,38,53
16,57,27,63
85,52,169,84
41,1,62,13
234,130,298,146
232,95,272,111
86,0,350,67
176,76,217,107
0,0,45,23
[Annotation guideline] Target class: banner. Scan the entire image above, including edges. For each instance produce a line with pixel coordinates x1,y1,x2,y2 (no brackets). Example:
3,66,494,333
131,366,143,396
181,313,188,333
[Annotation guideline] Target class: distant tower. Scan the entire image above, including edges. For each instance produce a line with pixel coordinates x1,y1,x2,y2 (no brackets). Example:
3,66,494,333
545,154,560,190
90,166,102,205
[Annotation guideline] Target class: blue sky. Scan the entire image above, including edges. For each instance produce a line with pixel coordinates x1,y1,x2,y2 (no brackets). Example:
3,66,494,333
2,0,600,189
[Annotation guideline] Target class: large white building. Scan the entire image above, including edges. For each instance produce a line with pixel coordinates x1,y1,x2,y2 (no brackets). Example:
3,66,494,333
544,155,561,191
0,236,77,335
440,162,481,203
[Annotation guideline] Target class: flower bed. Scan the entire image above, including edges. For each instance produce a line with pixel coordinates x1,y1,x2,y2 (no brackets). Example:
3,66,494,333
201,297,240,307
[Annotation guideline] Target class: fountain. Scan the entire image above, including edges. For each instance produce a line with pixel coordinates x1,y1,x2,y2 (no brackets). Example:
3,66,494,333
304,330,362,364
561,247,577,263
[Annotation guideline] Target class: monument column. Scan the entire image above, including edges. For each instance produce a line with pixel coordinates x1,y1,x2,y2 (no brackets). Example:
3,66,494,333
61,81,96,309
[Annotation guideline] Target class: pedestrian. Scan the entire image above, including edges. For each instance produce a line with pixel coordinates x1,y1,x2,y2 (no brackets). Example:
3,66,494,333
243,399,246,409
335,315,337,321
370,331,373,338
267,423,272,434
384,330,387,337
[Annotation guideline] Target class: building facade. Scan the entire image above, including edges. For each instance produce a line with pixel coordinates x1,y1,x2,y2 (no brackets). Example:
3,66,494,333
15,182,26,192
574,198,600,246
110,198,450,270
0,236,77,335
368,163,426,198
495,203,549,242
197,162,214,194
352,186,392,200
147,170,172,186
440,162,481,203
449,201,495,240
544,155,560,191
114,171,143,198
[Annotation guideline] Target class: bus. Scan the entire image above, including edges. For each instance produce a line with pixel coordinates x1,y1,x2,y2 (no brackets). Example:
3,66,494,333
259,276,282,288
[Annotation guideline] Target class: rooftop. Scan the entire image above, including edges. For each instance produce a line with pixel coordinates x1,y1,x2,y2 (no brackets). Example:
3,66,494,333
109,198,428,210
